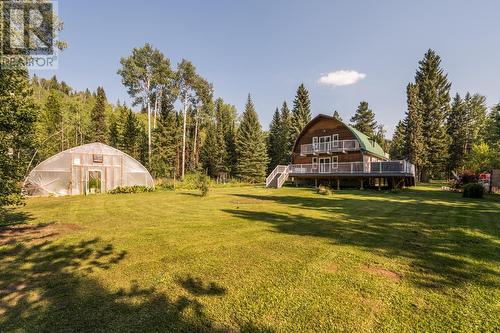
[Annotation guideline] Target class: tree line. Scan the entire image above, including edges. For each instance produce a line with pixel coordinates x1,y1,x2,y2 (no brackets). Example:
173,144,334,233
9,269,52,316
390,49,499,181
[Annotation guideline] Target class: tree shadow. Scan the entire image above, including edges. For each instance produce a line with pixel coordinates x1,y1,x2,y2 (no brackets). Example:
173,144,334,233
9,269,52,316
0,236,244,332
0,208,32,227
224,189,500,290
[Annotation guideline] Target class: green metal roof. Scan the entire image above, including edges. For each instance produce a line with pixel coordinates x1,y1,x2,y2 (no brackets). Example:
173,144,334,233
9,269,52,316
346,125,387,159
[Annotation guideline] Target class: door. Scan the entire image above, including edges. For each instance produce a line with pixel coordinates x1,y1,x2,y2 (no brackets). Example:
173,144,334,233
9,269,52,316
87,170,102,194
319,136,331,152
319,157,331,173
312,137,319,152
332,156,338,169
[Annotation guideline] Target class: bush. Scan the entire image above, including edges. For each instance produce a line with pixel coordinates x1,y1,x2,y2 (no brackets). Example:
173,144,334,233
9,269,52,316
316,185,333,195
462,183,484,198
196,173,210,197
108,185,155,194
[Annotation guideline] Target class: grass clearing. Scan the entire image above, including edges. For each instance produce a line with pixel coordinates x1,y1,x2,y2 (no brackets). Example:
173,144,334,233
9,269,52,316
1,184,499,332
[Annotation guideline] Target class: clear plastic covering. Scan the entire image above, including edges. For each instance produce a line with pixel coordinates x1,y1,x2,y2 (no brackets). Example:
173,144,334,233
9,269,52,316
23,143,154,196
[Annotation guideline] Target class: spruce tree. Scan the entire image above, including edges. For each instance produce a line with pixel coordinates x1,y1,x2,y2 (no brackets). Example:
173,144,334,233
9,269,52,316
236,94,268,182
279,101,292,164
291,83,311,140
414,49,451,179
389,120,406,159
0,68,37,206
404,83,425,176
151,96,178,178
446,94,468,173
463,93,488,150
267,107,282,172
485,103,500,148
333,110,343,122
122,109,139,157
350,101,377,136
44,91,64,153
91,86,107,143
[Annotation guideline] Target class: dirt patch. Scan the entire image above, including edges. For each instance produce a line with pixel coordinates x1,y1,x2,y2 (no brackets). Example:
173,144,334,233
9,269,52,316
362,265,401,282
0,223,83,246
325,263,338,273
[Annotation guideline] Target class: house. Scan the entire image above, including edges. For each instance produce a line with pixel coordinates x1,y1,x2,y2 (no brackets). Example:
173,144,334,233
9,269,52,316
266,114,416,189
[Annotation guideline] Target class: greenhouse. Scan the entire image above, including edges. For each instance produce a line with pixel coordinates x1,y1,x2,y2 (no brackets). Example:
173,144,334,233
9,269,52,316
23,143,154,196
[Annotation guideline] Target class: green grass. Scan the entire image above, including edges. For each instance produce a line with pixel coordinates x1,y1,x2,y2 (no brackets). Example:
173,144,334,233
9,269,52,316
1,185,499,332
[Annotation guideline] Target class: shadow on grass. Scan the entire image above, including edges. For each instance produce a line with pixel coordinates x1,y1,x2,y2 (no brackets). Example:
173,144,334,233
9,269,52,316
0,235,270,332
224,189,500,289
0,208,32,227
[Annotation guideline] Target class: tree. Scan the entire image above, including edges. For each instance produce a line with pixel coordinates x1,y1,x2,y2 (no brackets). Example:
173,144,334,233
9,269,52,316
350,101,377,136
217,98,238,176
390,120,406,160
414,49,451,180
447,94,468,173
279,101,292,164
267,107,282,172
333,110,343,122
175,59,203,179
404,83,425,177
291,83,311,140
463,93,488,150
0,68,37,207
236,95,268,182
118,43,172,164
464,142,500,172
373,124,388,151
151,95,178,178
44,91,63,152
485,103,500,148
122,109,139,158
90,87,107,143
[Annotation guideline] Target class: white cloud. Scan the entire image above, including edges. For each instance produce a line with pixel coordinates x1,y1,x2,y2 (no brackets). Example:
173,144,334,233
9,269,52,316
318,70,366,87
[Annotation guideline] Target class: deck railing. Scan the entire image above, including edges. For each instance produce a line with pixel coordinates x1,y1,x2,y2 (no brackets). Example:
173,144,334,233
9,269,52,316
300,140,359,155
265,165,288,187
289,160,415,175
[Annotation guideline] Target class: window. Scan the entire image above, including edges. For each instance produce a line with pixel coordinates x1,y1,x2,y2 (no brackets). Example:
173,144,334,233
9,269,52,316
312,157,318,169
332,134,339,147
312,137,318,150
332,156,338,168
93,154,103,163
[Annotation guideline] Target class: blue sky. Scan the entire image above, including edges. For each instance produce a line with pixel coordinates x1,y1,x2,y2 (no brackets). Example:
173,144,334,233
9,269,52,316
37,0,500,135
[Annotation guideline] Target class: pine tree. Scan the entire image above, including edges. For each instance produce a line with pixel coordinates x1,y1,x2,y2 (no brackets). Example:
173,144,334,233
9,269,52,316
463,93,488,150
236,94,268,182
333,110,343,122
90,86,107,143
44,91,64,153
122,109,139,157
447,94,468,173
151,96,178,178
279,101,292,164
485,103,500,148
350,101,377,136
108,114,120,148
404,83,425,176
267,107,282,172
0,68,37,206
389,120,406,159
414,49,451,180
291,83,311,140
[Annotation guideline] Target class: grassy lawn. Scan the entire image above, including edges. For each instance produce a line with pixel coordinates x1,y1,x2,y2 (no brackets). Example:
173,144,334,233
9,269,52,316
1,184,499,332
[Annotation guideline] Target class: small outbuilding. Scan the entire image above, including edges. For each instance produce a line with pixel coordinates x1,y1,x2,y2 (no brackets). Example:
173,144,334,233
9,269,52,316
23,142,154,196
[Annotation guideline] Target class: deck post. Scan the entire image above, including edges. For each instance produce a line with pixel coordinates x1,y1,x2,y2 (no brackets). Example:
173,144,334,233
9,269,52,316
315,178,318,188
336,178,340,190
378,177,381,191
360,178,364,190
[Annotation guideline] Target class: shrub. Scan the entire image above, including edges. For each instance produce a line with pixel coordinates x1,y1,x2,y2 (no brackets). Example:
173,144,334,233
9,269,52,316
316,185,333,195
462,183,484,198
108,185,155,194
196,173,210,197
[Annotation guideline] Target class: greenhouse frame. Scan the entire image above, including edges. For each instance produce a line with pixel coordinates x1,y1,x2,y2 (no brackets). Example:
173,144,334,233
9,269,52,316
23,143,154,196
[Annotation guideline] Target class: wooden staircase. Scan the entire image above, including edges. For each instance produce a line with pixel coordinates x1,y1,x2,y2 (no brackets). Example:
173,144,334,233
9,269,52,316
266,165,290,188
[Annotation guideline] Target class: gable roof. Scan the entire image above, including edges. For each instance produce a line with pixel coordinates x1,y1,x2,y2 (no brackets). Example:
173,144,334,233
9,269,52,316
292,114,387,159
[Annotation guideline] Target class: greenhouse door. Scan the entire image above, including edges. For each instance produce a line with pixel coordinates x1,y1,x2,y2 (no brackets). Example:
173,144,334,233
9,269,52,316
88,170,102,194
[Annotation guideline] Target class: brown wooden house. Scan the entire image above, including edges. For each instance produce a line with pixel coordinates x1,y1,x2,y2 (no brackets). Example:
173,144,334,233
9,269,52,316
266,114,415,189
